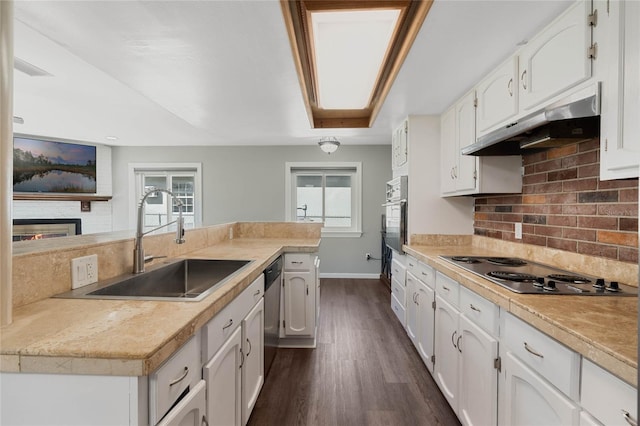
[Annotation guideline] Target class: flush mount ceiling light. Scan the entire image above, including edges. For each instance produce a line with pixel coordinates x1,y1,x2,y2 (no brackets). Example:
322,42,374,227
318,136,340,154
281,1,433,129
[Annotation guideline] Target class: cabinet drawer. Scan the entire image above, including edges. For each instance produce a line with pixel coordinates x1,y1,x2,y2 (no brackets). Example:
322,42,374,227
150,335,201,425
391,277,406,307
460,286,499,337
391,258,406,283
435,272,459,308
157,379,206,426
391,292,406,326
202,275,264,361
417,262,435,289
406,256,419,277
284,253,311,271
581,359,637,426
502,312,580,399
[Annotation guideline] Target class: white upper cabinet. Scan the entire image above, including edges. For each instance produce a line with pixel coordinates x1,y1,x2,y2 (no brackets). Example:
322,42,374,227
476,57,519,136
598,0,640,180
441,91,522,197
518,0,593,112
392,120,409,174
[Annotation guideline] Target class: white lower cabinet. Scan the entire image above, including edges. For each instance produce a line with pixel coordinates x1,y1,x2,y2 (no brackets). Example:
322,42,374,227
204,327,243,426
458,315,498,426
241,299,265,425
202,275,265,426
499,351,579,425
434,294,460,413
157,380,207,426
581,358,638,426
280,253,319,344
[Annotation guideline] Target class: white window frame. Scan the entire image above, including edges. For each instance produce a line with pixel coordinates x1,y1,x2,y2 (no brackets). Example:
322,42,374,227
285,162,362,237
128,163,203,231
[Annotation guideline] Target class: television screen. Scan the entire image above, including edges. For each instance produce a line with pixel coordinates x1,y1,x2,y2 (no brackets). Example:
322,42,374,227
13,136,97,194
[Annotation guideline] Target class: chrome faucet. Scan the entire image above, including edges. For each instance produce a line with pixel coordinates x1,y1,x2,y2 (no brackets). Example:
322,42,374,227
133,188,186,274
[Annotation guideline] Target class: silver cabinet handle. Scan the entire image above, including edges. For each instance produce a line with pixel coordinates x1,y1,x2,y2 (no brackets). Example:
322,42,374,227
524,342,544,358
508,78,513,96
169,366,189,387
202,415,209,426
470,304,481,313
239,348,244,369
623,410,638,426
246,338,252,357
442,285,450,292
521,69,527,90
457,335,462,353
222,319,233,330
253,289,261,296
291,261,304,264
451,331,457,348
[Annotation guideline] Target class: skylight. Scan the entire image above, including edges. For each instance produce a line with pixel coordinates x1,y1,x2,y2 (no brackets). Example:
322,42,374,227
281,1,433,129
311,9,401,110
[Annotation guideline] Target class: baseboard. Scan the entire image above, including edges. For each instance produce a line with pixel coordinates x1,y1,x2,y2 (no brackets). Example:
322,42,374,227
319,273,380,279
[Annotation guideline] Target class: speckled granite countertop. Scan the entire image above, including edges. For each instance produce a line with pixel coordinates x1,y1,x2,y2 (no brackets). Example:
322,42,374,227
1,238,319,377
404,244,638,387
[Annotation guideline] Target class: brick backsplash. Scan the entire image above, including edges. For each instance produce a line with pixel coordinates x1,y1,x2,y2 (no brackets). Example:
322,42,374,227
474,139,639,264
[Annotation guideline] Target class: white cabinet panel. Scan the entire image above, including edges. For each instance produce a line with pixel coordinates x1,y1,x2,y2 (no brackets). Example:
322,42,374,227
599,0,640,179
458,315,498,426
581,358,637,426
405,272,419,341
456,92,478,193
241,299,264,425
415,279,435,373
476,57,519,136
157,380,207,426
434,295,460,414
204,327,242,426
500,351,579,426
283,271,315,336
518,0,592,112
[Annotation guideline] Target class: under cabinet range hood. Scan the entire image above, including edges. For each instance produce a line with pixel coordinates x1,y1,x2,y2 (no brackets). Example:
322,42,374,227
462,84,601,156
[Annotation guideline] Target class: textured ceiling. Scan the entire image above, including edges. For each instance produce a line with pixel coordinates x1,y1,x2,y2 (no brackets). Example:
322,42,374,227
13,0,572,147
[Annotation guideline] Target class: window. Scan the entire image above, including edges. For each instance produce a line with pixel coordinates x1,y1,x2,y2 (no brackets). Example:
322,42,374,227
286,162,362,237
128,163,202,234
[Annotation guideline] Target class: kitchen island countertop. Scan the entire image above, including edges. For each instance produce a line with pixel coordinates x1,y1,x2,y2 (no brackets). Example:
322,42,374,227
1,237,320,376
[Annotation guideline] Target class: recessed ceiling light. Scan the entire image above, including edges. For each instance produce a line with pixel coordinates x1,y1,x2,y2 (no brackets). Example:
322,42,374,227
105,136,118,141
13,116,24,124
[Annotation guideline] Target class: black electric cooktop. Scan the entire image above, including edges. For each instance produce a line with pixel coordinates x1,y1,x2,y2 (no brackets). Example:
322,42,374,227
439,256,637,296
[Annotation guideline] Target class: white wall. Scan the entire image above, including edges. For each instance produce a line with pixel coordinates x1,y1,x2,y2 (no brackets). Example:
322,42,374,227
111,145,392,276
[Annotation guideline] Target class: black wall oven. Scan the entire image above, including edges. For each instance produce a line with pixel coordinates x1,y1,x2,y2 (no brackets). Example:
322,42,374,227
383,176,407,253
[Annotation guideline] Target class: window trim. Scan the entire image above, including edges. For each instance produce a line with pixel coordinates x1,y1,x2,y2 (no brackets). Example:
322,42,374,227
285,162,362,237
128,163,203,231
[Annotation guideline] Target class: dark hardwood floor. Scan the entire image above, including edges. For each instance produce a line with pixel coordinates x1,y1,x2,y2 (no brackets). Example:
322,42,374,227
248,278,460,426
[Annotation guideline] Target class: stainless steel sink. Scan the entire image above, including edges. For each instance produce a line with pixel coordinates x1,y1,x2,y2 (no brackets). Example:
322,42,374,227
55,258,253,302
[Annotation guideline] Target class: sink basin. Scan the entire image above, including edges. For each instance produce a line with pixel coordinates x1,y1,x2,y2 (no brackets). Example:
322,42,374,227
55,258,253,302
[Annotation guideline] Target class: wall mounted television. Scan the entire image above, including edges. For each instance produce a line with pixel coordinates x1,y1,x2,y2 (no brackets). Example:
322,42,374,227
13,136,97,194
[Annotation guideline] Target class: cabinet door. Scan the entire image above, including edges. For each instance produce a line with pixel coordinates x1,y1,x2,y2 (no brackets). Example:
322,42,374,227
241,300,264,426
204,327,242,426
458,315,498,426
455,92,478,193
157,380,207,426
476,57,518,136
416,280,435,373
434,295,460,414
599,0,640,180
499,351,579,426
393,120,408,169
405,272,419,342
440,106,457,194
283,271,315,336
518,1,592,112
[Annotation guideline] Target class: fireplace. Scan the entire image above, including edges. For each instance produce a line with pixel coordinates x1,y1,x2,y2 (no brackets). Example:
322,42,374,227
12,219,82,241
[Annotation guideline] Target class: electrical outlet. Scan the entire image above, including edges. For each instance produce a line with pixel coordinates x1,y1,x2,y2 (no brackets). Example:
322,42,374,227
366,253,371,260
515,222,523,240
71,254,98,289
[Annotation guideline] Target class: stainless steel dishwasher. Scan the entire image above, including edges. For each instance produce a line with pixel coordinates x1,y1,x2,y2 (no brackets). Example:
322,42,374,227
263,255,282,377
